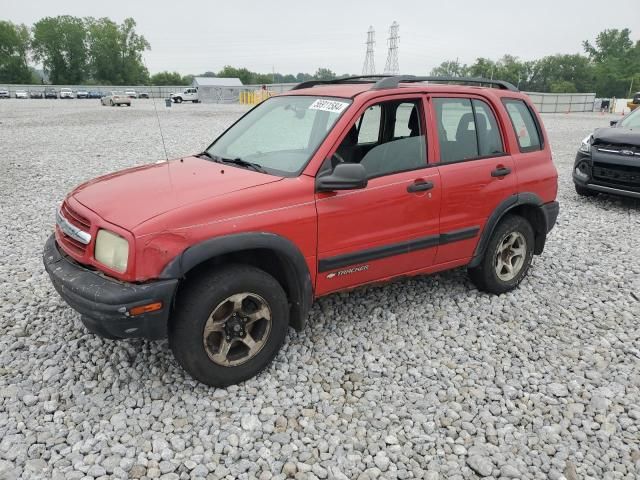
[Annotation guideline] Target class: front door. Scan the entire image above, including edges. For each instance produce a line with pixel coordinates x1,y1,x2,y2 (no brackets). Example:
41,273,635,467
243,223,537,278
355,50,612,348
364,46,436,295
315,96,441,295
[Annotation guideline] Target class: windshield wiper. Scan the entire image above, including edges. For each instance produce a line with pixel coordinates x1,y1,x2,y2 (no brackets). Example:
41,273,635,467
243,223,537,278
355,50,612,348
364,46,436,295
220,157,268,173
197,151,267,173
196,151,219,161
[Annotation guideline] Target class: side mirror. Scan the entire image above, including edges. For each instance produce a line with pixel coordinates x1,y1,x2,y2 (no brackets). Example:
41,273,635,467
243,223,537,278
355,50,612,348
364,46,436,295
316,163,367,192
610,120,618,127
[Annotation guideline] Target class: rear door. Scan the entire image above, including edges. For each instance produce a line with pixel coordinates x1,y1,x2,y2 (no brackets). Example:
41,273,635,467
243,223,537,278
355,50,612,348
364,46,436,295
430,95,517,264
315,95,441,295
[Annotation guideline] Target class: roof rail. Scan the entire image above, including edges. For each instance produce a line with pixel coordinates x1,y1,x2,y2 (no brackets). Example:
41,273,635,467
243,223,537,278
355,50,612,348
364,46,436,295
292,75,393,91
372,75,519,92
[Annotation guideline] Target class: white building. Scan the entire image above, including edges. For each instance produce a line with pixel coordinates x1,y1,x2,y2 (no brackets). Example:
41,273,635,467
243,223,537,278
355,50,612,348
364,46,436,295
192,76,243,103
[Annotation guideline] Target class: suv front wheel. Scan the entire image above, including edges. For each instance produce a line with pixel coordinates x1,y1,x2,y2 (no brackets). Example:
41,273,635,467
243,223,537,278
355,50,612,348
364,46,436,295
468,215,534,294
169,264,289,387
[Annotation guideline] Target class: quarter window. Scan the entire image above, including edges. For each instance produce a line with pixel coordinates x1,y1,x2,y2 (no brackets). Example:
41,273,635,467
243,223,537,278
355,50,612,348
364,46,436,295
503,99,542,151
357,105,381,144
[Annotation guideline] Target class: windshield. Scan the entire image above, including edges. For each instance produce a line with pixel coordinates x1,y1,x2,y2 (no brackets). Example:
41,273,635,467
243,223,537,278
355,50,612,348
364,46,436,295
619,108,640,129
206,96,351,176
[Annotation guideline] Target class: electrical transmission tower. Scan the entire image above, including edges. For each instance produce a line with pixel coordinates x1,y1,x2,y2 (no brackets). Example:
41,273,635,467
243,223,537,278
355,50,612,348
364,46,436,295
362,26,376,75
383,21,400,75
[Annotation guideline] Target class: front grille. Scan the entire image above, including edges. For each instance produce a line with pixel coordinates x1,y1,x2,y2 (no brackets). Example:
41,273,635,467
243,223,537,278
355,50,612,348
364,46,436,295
594,143,640,156
592,162,640,192
61,201,91,231
58,201,92,255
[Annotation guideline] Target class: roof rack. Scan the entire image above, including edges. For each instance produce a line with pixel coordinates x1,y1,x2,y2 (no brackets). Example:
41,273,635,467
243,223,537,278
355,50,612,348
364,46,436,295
372,75,518,92
291,75,393,91
291,75,519,93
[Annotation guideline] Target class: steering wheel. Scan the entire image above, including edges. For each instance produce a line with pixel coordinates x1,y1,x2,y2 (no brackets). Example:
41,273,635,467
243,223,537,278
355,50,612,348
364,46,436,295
331,152,346,169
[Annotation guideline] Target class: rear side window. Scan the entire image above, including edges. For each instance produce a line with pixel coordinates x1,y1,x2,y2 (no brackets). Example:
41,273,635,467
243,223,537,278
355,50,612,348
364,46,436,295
433,98,504,163
502,99,542,152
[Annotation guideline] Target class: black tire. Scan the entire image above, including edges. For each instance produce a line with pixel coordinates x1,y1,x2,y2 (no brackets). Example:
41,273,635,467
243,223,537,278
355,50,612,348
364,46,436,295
175,97,183,103
575,183,597,197
468,214,535,294
192,99,199,103
169,264,289,387
109,100,114,106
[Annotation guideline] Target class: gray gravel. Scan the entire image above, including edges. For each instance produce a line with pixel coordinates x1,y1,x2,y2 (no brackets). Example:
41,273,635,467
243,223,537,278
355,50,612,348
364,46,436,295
1,99,639,480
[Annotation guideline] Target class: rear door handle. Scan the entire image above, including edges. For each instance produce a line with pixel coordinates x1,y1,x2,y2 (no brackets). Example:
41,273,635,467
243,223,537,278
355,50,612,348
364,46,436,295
407,181,434,193
491,166,511,177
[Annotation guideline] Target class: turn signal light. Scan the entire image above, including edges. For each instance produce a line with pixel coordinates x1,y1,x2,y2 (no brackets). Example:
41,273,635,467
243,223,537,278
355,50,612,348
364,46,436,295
129,302,163,316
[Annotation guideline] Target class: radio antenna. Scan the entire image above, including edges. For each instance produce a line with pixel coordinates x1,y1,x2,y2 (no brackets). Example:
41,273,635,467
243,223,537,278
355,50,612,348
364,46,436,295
144,59,169,161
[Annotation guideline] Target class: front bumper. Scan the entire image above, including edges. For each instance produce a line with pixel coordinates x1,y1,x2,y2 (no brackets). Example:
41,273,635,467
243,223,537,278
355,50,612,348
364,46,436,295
573,151,640,199
43,234,178,340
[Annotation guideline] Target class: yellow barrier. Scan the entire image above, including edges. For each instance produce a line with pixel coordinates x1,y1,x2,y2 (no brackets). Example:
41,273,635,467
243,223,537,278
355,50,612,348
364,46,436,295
239,90,274,105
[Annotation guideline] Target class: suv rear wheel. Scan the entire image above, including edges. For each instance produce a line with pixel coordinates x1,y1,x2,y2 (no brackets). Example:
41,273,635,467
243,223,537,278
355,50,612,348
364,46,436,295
169,264,289,387
468,215,534,294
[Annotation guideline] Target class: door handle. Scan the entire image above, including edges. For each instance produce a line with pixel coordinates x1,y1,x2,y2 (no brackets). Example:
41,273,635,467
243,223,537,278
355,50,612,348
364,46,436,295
407,181,434,193
491,166,511,177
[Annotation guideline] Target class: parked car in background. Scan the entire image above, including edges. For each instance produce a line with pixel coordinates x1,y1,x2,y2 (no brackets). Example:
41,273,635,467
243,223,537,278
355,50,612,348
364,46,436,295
76,90,89,99
0,89,9,99
88,91,103,99
125,90,137,99
138,92,150,99
44,75,559,387
29,90,44,99
101,91,132,106
574,106,640,199
628,92,640,112
15,90,28,99
170,87,199,103
60,88,74,99
44,88,58,99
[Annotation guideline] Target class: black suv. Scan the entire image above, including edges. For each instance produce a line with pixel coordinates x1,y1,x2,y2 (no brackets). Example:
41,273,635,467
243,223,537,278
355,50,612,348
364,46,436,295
574,107,640,199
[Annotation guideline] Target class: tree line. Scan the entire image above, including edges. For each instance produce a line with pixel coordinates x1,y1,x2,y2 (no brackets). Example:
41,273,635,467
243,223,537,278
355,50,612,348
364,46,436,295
1,17,638,96
1,17,149,85
430,29,639,97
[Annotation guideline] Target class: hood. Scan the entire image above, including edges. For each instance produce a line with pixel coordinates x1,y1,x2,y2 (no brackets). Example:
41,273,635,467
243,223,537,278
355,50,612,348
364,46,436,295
592,127,640,147
72,156,281,230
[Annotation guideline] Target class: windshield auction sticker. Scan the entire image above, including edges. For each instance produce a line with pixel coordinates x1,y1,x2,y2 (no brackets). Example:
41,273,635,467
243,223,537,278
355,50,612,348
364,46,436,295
309,99,349,113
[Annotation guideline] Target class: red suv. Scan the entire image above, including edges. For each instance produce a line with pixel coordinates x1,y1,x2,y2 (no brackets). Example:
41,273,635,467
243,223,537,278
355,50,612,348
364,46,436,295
44,76,559,386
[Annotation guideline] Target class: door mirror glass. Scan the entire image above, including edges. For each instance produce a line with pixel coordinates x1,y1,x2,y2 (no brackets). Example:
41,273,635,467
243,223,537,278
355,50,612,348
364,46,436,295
316,163,367,192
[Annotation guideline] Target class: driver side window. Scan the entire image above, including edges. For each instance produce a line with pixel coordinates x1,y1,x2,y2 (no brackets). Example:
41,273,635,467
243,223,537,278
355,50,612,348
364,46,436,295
333,99,427,179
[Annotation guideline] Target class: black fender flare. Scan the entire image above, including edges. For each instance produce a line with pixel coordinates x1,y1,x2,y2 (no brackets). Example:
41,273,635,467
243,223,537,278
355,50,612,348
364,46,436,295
468,193,549,268
160,232,313,330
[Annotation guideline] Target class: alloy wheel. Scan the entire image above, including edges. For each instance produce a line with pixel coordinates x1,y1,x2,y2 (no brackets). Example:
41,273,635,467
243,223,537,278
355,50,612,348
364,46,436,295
494,231,527,281
202,292,272,367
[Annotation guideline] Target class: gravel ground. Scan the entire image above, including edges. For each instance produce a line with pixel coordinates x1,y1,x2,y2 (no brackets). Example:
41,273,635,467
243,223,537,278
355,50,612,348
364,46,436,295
1,99,639,480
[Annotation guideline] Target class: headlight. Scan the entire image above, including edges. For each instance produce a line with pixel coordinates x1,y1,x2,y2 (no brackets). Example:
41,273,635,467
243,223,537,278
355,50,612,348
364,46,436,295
94,229,129,272
579,134,592,153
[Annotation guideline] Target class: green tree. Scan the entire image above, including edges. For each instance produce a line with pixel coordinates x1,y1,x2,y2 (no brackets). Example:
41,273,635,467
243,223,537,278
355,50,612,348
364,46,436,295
117,18,150,84
583,28,639,96
430,60,468,77
0,21,32,83
31,16,89,84
314,68,336,80
150,71,186,85
86,17,121,84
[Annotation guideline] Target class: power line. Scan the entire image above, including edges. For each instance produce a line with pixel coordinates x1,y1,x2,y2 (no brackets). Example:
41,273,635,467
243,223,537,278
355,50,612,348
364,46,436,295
383,21,400,75
362,26,376,75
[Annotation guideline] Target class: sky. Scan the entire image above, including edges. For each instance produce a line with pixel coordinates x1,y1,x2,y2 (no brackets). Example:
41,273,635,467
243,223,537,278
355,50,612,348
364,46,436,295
5,0,640,76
